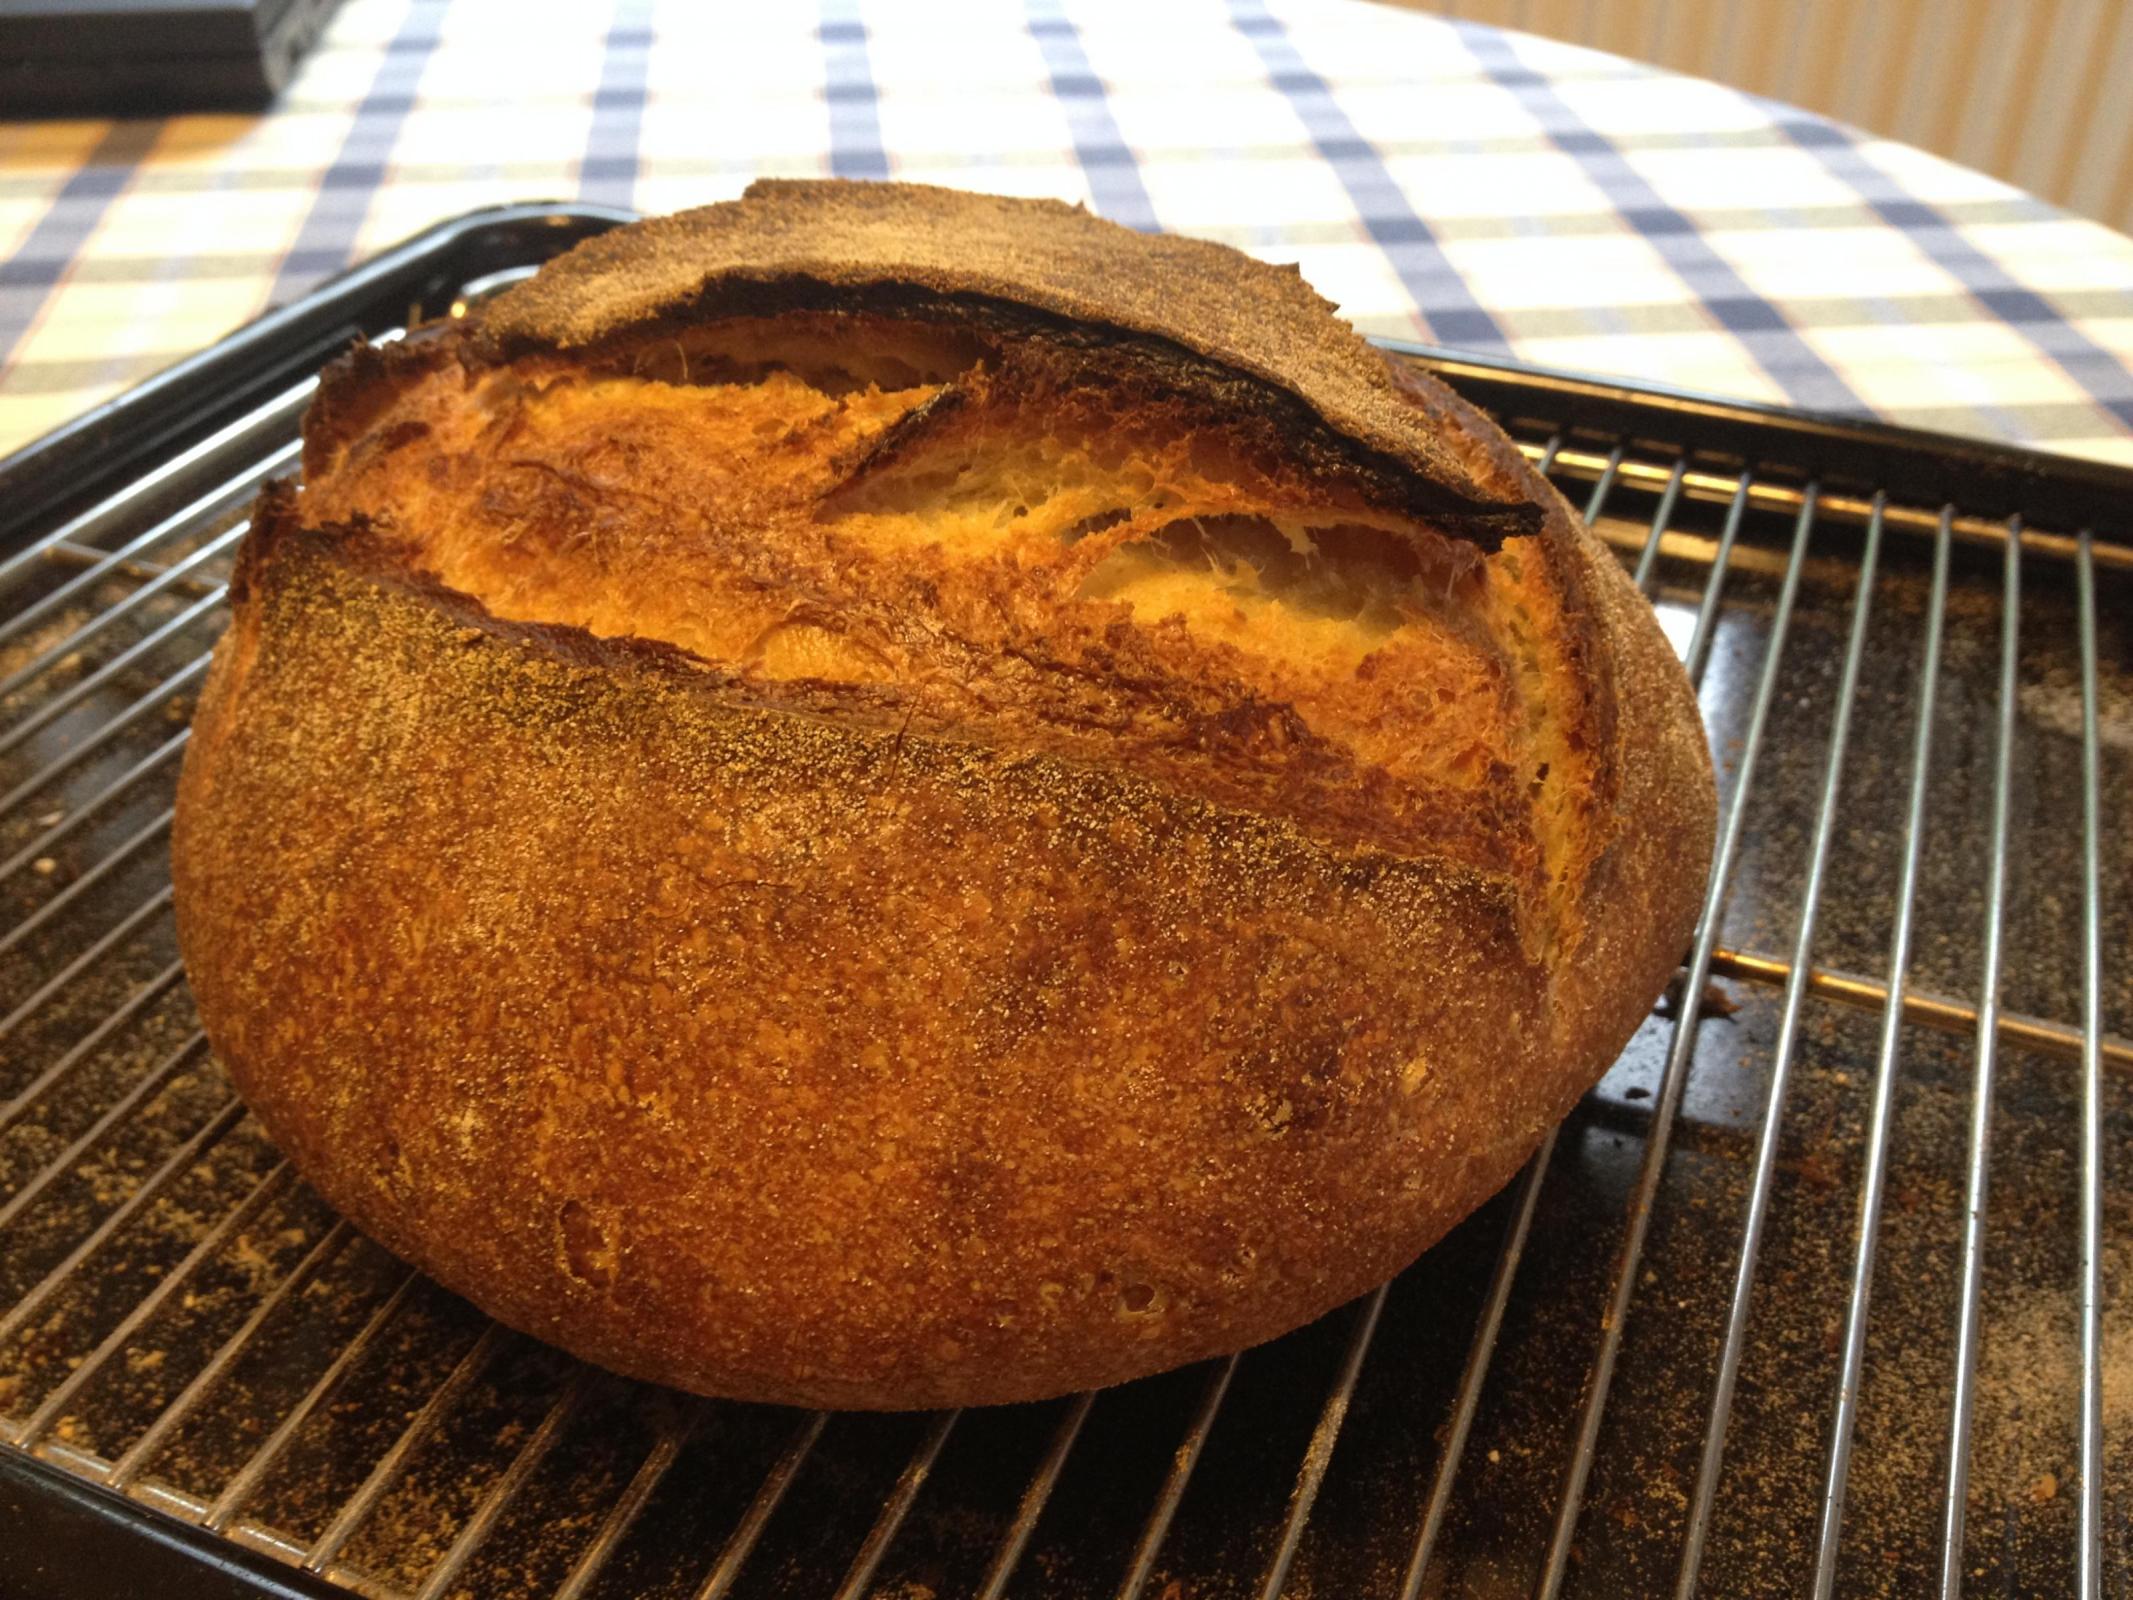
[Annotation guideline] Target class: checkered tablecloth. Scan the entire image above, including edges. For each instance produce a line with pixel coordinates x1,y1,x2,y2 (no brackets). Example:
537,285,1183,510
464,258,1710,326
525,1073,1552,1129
5,0,2133,467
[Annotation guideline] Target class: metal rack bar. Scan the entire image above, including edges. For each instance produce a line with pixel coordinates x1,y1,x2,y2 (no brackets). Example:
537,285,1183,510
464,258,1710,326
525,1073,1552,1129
1682,474,1751,684
0,1098,247,1354
303,1321,509,1573
36,540,177,578
1674,493,1887,1596
0,729,188,887
550,1407,697,1600
0,448,274,657
829,1408,958,1600
1937,519,2022,1597
974,1390,1096,1600
1523,435,1565,519
0,522,246,704
0,382,308,607
411,1371,592,1600
106,1221,358,1491
15,1159,295,1449
1630,458,1689,590
1620,457,1702,608
1114,1354,1238,1600
0,809,174,962
0,956,187,1138
1578,442,1626,524
691,1410,828,1600
1256,1282,1389,1600
0,1030,210,1233
2074,530,2105,1600
0,589,224,760
0,885,172,1043
1397,1131,1556,1600
1810,509,1954,1597
0,655,208,820
1537,486,1822,1600
1701,949,2131,1070
204,1267,424,1533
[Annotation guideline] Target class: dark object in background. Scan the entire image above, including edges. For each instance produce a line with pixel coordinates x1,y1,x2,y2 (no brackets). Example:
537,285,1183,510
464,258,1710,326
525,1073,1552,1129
0,0,344,116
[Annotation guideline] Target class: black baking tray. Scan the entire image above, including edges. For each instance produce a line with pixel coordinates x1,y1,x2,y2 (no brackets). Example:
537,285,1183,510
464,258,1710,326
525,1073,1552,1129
0,203,2126,1600
0,0,346,116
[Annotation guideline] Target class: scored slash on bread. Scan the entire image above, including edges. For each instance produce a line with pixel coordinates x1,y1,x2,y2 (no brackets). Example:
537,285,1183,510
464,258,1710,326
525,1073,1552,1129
175,180,1715,1408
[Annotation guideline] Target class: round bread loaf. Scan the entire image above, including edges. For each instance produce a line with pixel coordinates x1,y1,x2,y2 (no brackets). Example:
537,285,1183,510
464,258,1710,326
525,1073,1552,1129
172,181,1715,1409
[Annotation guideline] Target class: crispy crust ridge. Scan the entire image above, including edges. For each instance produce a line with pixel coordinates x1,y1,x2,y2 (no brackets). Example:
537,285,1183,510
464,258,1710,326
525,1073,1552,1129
475,181,1540,536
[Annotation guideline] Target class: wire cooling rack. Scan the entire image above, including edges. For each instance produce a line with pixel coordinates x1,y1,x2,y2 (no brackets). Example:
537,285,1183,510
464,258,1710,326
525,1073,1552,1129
0,205,2125,1600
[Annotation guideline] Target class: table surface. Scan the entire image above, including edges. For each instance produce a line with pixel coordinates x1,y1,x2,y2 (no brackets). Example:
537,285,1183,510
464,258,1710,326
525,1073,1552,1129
4,0,2133,470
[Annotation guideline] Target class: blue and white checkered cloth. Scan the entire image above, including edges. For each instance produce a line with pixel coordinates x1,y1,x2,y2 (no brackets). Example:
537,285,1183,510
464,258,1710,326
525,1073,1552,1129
4,0,2132,465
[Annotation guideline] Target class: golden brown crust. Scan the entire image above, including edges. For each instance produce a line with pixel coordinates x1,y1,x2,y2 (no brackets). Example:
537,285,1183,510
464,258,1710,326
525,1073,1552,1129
173,186,1715,1408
